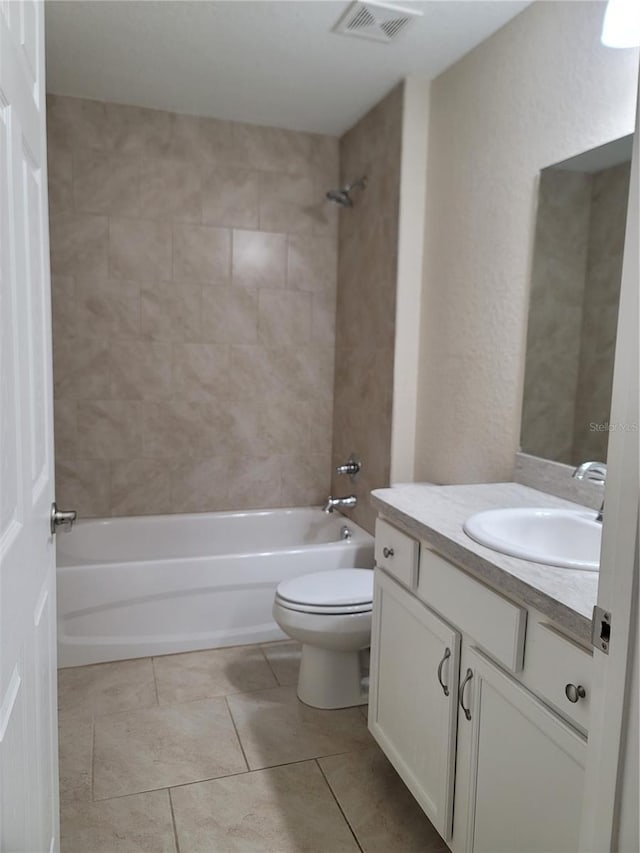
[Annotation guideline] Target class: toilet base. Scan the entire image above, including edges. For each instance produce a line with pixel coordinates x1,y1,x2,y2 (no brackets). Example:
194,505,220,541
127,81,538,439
297,644,368,709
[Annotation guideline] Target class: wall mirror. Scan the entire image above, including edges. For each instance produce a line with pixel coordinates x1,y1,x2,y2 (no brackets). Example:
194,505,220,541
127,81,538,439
520,134,633,466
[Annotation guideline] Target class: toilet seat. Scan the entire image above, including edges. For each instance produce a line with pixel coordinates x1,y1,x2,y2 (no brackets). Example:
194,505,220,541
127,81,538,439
275,569,373,615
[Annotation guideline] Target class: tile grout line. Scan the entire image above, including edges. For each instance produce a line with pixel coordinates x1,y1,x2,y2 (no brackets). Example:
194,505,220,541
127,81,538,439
90,713,97,802
258,643,283,686
150,657,161,706
224,695,251,773
167,788,182,853
315,758,364,853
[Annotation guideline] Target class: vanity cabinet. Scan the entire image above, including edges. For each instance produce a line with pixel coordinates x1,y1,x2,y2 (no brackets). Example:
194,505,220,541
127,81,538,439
369,517,591,853
451,646,586,853
369,568,460,839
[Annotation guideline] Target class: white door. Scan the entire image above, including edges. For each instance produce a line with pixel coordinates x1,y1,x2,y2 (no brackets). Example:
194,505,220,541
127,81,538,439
452,646,587,853
0,2,59,851
368,569,460,840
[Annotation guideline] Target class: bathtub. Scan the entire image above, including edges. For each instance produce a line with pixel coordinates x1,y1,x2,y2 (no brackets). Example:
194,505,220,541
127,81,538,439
56,507,374,667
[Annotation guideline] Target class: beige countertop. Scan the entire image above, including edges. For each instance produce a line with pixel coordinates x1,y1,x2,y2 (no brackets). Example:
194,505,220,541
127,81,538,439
371,482,599,645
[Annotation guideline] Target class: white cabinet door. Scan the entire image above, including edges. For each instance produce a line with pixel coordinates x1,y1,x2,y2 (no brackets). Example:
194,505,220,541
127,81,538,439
452,646,587,853
368,569,460,840
0,2,59,851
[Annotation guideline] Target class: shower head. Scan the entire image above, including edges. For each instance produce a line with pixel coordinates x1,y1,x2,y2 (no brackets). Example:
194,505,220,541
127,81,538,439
326,176,367,207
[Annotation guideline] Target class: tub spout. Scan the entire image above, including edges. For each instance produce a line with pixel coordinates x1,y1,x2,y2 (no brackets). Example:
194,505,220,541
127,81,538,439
323,495,357,513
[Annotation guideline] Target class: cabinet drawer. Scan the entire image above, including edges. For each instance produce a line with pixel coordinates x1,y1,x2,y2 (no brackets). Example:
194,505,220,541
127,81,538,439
523,621,592,732
374,519,419,589
417,547,526,672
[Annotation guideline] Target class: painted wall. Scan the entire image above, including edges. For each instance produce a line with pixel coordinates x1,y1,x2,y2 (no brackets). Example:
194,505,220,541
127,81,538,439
331,85,403,532
414,1,639,484
48,95,339,516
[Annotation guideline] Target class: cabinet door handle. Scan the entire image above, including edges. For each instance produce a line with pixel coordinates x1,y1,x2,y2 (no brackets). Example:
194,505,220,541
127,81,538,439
459,668,473,721
437,647,451,696
565,683,586,703
382,547,394,558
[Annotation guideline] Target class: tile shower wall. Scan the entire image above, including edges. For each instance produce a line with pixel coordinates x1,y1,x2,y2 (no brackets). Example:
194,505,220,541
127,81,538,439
331,85,403,533
47,95,339,516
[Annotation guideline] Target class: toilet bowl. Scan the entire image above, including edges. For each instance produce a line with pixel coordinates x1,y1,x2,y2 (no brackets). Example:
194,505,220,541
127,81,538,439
272,569,373,710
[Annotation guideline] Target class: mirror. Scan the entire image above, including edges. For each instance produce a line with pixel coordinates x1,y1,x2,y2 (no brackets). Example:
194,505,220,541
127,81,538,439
521,135,632,466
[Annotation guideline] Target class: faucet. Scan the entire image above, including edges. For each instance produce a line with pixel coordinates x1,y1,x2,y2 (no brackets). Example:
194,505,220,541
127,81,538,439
572,461,607,522
323,495,357,514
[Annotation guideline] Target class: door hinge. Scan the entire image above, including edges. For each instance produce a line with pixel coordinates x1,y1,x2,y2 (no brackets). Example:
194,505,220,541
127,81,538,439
592,605,611,654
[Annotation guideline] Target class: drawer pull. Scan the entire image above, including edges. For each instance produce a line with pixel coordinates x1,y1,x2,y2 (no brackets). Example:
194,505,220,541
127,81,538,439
565,683,586,703
459,668,473,720
437,647,451,696
382,547,394,558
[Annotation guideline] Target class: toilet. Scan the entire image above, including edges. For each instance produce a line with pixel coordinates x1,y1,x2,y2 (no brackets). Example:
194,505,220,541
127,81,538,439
272,569,373,710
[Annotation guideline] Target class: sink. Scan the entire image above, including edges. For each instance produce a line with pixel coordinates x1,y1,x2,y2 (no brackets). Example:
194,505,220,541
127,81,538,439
463,508,601,571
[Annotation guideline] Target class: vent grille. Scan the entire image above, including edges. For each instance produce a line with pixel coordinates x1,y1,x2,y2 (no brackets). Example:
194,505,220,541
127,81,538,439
333,1,422,44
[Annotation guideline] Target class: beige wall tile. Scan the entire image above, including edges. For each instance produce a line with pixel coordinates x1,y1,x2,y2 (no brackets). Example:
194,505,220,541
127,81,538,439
200,286,258,345
202,168,260,229
47,95,107,152
51,275,77,341
48,147,73,212
170,457,231,513
172,343,229,400
75,278,140,339
139,158,201,222
49,96,339,518
258,172,318,234
111,459,172,515
109,218,172,281
73,150,140,215
173,224,230,284
110,340,173,400
50,212,109,278
165,113,236,163
141,402,214,459
77,401,142,459
258,290,312,346
53,337,110,400
55,459,111,517
287,234,337,293
280,453,331,506
104,101,173,156
54,399,78,460
226,455,283,509
140,282,201,342
232,229,286,289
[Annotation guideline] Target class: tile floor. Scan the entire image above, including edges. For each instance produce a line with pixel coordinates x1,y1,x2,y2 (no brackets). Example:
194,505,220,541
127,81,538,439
58,641,448,853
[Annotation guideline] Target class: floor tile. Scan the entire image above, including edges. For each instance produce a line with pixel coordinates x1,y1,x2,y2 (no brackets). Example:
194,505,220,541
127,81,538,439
171,760,360,853
60,789,177,853
261,640,301,686
226,685,372,770
58,710,93,803
153,645,277,704
93,698,247,799
58,658,157,716
319,745,448,853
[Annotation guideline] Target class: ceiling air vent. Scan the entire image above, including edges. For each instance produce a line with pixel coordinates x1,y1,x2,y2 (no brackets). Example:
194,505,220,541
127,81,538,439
332,0,422,44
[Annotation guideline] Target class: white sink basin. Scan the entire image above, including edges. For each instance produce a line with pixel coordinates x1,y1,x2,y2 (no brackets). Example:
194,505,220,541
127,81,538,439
463,508,601,571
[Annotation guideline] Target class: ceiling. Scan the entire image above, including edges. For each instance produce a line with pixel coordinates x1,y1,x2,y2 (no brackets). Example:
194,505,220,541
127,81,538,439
45,0,531,136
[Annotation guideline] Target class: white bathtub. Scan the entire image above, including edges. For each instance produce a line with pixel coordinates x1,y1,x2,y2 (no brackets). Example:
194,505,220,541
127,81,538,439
56,507,374,667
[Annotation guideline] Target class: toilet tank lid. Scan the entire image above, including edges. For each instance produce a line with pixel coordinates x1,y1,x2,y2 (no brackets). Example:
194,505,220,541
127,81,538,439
276,569,373,607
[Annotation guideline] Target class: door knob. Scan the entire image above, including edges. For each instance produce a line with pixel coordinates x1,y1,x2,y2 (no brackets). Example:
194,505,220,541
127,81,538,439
50,502,77,534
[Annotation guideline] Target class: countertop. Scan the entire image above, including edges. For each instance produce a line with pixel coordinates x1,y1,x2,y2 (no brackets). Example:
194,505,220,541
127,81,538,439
371,482,599,645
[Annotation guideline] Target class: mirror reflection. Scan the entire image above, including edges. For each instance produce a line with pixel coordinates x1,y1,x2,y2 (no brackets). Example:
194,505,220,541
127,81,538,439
521,135,632,466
